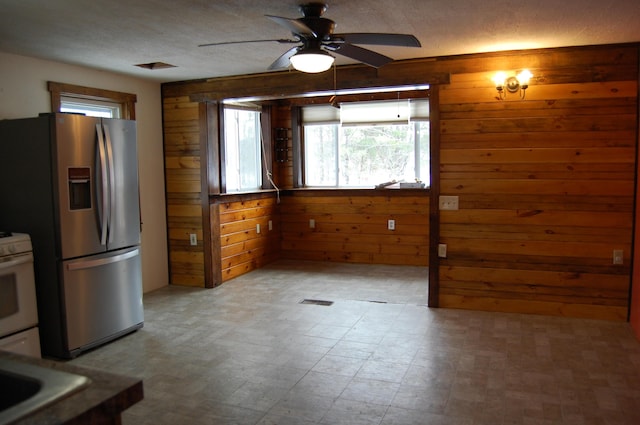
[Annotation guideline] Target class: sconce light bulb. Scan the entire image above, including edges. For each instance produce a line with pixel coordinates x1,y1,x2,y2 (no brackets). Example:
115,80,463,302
492,71,507,89
517,69,532,86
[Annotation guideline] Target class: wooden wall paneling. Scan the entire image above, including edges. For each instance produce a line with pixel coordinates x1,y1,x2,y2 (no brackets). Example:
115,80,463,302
163,95,206,287
161,43,639,322
631,54,640,339
280,191,429,267
218,195,281,282
437,45,638,320
168,44,637,101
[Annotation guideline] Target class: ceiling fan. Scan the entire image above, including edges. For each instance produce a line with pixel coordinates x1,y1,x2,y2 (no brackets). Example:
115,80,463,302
198,2,422,73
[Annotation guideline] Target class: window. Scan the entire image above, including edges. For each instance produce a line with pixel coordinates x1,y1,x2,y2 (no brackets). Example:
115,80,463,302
302,99,429,187
48,81,137,120
223,107,262,192
60,97,121,118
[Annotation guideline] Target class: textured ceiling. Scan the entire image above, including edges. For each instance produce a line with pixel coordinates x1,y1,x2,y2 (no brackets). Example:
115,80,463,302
1,0,639,83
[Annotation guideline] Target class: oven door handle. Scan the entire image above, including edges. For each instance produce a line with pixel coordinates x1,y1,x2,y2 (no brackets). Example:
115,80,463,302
0,253,33,270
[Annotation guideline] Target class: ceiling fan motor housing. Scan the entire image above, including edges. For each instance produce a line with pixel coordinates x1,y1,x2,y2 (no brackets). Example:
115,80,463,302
299,17,335,41
299,3,328,18
297,3,335,41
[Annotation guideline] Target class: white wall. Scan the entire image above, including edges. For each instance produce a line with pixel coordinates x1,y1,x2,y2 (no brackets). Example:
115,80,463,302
0,51,168,293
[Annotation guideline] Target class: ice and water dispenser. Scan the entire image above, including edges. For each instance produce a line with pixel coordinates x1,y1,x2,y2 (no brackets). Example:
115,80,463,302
67,167,91,210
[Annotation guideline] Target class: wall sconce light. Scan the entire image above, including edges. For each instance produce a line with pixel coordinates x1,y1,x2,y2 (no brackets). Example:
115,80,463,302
493,69,533,100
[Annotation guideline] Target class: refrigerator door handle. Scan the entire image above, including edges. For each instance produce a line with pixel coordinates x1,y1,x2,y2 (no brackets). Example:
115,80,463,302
103,123,116,245
66,248,139,271
96,123,110,246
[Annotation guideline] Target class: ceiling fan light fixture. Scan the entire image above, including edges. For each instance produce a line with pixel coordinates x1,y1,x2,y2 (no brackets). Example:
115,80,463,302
290,49,334,73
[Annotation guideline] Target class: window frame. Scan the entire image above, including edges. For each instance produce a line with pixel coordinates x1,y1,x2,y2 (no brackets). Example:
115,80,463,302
48,81,137,120
215,103,274,195
221,105,263,193
300,98,430,189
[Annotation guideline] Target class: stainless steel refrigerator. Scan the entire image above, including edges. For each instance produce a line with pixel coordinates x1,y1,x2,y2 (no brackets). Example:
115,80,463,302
0,112,143,358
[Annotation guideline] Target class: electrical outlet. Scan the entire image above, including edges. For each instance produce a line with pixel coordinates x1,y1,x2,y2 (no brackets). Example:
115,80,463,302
309,219,315,229
189,233,197,246
268,220,273,231
613,249,623,265
256,224,261,234
388,219,395,230
438,243,447,258
439,195,459,210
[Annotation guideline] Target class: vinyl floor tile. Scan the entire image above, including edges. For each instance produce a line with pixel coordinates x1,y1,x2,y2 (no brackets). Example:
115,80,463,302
66,260,640,425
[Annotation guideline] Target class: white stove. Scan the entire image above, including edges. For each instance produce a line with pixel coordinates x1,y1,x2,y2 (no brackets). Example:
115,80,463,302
0,231,41,358
0,231,32,255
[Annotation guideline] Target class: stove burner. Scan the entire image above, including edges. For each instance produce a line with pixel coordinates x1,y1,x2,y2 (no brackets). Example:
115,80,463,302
0,231,13,238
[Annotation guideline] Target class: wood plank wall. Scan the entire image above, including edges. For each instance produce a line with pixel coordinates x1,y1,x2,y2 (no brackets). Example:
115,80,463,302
632,87,640,337
438,46,638,320
162,43,639,322
162,95,206,286
280,191,429,266
219,194,281,282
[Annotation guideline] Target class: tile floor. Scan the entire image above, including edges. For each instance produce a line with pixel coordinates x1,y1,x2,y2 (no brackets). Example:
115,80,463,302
69,260,640,424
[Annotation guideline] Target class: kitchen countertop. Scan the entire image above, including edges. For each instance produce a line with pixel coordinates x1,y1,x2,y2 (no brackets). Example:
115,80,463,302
0,351,143,425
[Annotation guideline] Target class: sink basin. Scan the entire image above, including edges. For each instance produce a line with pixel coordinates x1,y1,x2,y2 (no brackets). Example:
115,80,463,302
0,358,91,425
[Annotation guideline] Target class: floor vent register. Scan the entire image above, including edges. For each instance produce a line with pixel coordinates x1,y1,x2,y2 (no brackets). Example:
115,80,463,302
299,299,334,306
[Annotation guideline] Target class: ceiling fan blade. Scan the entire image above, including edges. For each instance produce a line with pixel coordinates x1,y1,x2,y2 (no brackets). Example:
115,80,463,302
268,46,299,70
329,43,393,68
266,15,316,37
332,33,421,47
198,39,298,48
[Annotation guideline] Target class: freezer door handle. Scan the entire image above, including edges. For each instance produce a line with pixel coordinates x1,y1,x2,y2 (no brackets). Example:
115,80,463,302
66,248,139,271
103,123,116,244
96,123,110,246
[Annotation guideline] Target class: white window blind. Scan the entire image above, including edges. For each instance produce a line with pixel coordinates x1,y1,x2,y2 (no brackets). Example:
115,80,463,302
302,104,340,124
302,99,429,126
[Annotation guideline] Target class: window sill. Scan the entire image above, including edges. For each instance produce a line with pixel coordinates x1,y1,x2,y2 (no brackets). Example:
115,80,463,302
284,187,430,197
209,189,280,204
209,187,430,204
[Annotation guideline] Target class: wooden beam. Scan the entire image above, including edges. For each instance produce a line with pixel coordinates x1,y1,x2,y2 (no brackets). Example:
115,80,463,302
428,85,441,308
170,59,449,101
199,103,214,287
